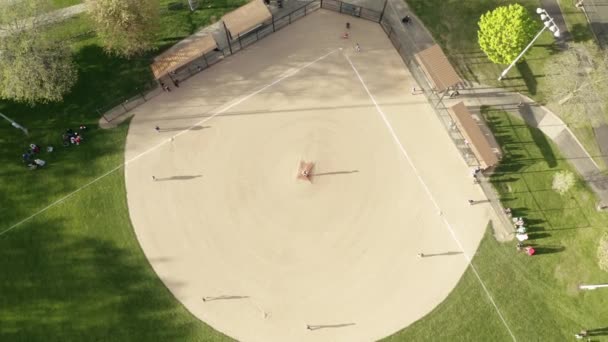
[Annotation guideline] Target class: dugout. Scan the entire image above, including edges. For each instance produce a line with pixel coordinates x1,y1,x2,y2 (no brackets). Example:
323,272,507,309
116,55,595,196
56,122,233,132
414,44,463,93
447,102,500,170
222,0,272,39
150,33,219,81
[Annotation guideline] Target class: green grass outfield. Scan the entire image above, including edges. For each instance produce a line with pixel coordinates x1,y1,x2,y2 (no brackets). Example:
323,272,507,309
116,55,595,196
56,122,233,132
385,107,608,341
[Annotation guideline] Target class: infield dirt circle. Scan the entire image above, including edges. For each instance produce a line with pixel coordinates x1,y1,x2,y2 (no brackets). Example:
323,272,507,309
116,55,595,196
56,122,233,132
124,10,497,342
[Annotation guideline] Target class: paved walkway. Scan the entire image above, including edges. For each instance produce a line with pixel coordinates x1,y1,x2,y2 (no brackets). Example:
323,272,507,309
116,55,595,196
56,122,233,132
0,3,86,37
540,0,572,45
582,0,608,46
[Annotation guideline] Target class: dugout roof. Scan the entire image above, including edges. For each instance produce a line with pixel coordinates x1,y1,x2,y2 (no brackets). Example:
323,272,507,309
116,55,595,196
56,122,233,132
448,102,500,169
414,44,462,92
222,0,272,38
151,34,218,79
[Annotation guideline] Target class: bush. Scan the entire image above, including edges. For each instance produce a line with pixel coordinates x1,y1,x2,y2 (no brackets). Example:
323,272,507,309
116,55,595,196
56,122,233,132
599,233,608,272
552,170,575,195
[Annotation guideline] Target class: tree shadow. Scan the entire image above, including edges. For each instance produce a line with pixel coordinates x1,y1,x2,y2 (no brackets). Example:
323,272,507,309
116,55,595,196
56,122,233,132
0,217,225,340
515,60,537,96
570,23,594,43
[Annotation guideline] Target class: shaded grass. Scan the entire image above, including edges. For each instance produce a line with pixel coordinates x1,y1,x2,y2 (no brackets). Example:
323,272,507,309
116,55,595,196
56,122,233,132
384,108,608,341
0,1,244,340
0,122,232,342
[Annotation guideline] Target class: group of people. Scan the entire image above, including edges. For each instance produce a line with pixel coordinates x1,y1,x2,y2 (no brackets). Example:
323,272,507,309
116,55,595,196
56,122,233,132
62,126,86,146
22,143,46,170
22,125,88,170
506,212,536,256
160,72,181,92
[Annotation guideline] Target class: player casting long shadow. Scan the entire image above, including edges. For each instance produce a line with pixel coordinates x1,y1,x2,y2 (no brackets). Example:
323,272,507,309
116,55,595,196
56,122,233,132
419,251,463,258
158,125,211,132
154,175,202,181
202,295,249,302
312,170,359,177
306,323,356,331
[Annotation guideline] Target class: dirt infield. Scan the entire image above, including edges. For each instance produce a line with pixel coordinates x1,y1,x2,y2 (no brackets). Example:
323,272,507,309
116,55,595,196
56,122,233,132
124,10,498,342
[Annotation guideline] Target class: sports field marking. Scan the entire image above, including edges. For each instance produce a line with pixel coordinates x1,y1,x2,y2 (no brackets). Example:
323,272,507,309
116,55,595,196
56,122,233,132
344,52,517,342
0,49,339,238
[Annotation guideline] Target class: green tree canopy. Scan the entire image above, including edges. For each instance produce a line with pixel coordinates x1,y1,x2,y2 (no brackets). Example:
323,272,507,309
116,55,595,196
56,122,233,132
477,4,538,65
0,0,77,104
87,0,159,58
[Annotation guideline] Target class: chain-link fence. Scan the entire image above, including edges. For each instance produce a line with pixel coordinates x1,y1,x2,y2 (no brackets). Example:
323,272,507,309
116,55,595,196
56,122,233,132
99,0,322,123
321,0,513,237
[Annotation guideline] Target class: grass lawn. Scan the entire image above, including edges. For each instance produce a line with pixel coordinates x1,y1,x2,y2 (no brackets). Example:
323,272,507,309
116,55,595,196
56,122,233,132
384,107,608,341
406,0,606,170
50,0,83,10
0,1,244,340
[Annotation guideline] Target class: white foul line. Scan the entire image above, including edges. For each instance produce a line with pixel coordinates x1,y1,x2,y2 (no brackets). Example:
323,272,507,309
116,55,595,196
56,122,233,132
0,49,339,238
344,53,517,342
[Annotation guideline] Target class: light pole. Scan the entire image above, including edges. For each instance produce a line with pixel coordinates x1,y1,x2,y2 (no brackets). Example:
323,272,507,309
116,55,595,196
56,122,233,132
498,8,560,81
0,112,28,135
579,283,608,290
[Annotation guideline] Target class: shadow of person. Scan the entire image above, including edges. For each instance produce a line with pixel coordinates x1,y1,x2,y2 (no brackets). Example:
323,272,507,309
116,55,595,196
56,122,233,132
159,125,210,132
588,327,608,336
422,251,463,257
530,245,565,255
155,175,202,181
312,170,359,177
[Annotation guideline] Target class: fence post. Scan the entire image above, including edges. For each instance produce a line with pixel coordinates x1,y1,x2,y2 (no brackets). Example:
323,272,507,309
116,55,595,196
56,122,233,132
320,0,323,8
203,53,209,67
272,15,275,32
289,13,292,24
379,0,388,21
339,1,343,13
223,21,233,55
238,34,243,50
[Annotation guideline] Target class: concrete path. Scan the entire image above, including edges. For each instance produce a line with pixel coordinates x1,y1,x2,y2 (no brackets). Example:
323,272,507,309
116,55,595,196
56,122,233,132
541,0,572,44
582,0,608,46
0,3,86,37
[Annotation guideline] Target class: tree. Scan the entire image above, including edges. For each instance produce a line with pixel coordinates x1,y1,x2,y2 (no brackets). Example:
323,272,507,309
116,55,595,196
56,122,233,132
599,232,608,272
87,0,159,58
0,0,78,104
477,4,538,65
552,170,575,195
543,42,608,127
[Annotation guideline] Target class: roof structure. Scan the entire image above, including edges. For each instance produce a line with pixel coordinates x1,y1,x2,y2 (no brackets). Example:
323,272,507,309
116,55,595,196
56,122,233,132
414,44,463,92
150,34,218,80
448,102,500,169
222,0,272,38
